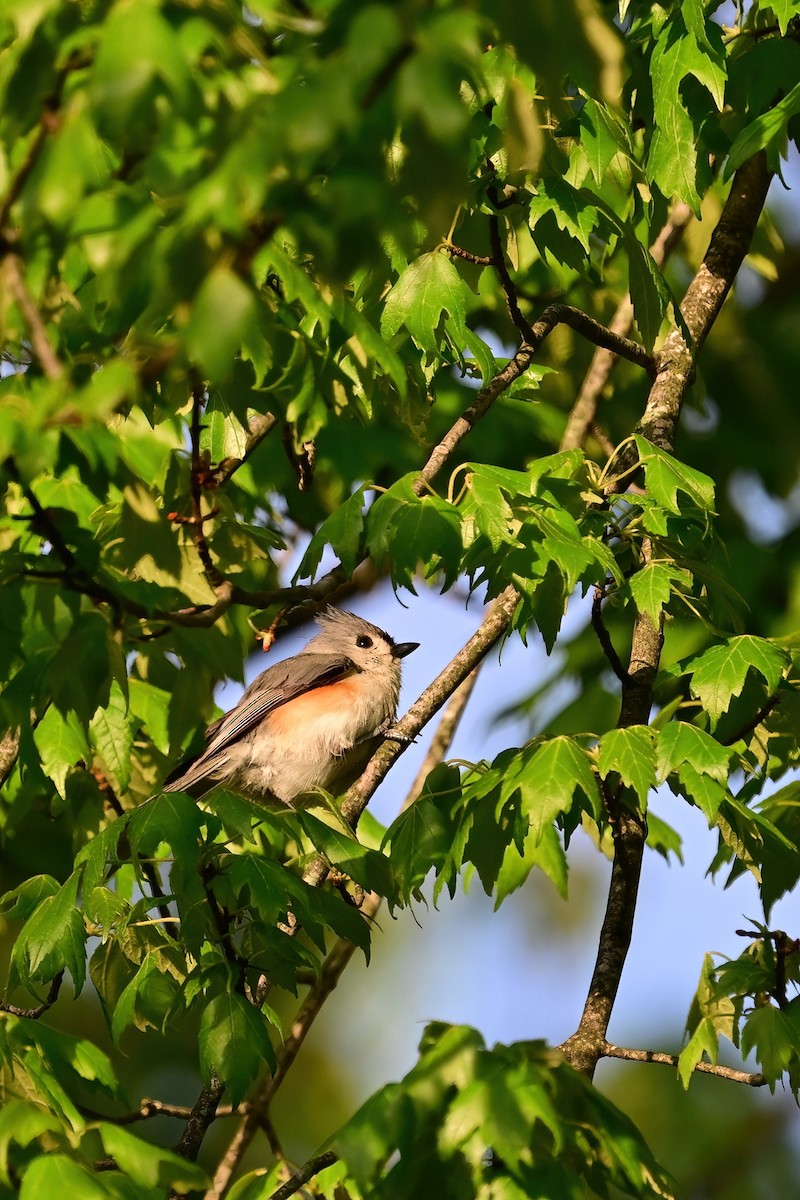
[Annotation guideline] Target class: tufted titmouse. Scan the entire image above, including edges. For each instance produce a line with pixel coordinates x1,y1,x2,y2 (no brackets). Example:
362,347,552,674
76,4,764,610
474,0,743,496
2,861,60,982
163,607,418,807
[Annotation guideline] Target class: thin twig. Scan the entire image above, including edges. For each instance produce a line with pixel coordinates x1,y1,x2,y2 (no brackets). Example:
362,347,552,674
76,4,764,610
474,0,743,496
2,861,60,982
189,381,225,585
591,586,630,685
2,251,64,380
445,244,497,266
268,1151,339,1200
602,1042,767,1086
487,203,536,343
722,692,781,745
0,971,63,1018
207,413,278,487
80,1099,237,1125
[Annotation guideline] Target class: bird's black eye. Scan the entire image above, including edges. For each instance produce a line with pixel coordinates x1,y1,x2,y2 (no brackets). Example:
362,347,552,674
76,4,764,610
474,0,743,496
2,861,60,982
356,634,373,649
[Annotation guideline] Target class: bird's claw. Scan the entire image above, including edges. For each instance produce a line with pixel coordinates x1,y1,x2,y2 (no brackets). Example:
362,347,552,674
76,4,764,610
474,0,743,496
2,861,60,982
384,728,417,745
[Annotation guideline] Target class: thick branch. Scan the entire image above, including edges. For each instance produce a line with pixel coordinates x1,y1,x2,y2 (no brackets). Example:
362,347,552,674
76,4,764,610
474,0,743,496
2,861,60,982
561,153,772,1081
174,1074,225,1162
641,154,770,451
0,727,21,790
602,1042,767,1086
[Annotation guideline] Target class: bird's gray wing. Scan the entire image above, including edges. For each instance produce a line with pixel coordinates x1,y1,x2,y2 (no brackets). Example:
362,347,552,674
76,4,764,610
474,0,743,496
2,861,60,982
164,653,356,794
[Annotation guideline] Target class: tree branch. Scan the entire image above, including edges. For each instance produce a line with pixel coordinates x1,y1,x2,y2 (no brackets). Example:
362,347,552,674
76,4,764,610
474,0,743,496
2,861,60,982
206,413,278,487
487,201,536,344
268,1151,338,1200
0,726,21,790
560,153,772,1081
601,1042,767,1086
174,1074,226,1162
81,1098,236,1125
445,243,497,266
0,971,63,1018
341,586,518,825
561,201,693,452
1,249,64,381
591,586,630,685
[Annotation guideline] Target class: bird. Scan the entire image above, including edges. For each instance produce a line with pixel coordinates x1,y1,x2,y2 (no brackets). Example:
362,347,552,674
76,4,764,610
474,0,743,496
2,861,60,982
163,607,419,808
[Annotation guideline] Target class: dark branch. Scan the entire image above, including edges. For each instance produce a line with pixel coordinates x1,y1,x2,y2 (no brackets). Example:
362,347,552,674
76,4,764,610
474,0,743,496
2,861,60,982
2,249,64,381
487,199,537,343
269,1152,338,1200
206,413,277,487
591,586,630,685
722,692,781,746
445,244,497,266
174,1073,226,1162
0,971,63,1018
560,153,772,1080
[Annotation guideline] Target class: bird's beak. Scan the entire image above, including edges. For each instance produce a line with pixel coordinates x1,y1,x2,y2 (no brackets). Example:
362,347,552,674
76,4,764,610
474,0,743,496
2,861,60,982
392,641,419,659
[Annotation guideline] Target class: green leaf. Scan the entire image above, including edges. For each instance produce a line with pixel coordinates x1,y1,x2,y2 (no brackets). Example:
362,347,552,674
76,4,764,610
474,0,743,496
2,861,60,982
462,328,498,386
597,726,656,806
89,680,132,794
295,485,367,581
635,436,716,513
1,875,60,921
381,252,468,352
128,678,171,755
656,722,731,784
769,0,800,35
0,1101,61,1188
579,99,628,184
529,177,600,255
90,3,192,134
383,795,453,901
199,990,276,1105
495,823,568,903
20,1155,109,1199
32,705,92,799
11,871,86,996
627,562,691,624
740,1004,799,1088
366,475,463,590
726,81,800,179
627,233,674,350
684,636,789,726
97,1123,210,1191
647,19,725,210
296,809,394,896
503,737,601,836
185,269,258,382
677,1017,718,1089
